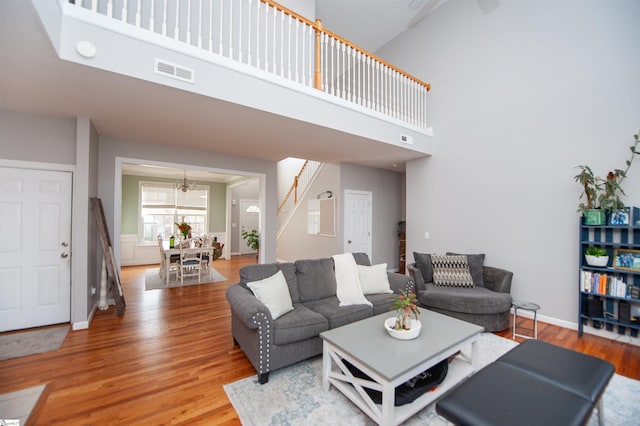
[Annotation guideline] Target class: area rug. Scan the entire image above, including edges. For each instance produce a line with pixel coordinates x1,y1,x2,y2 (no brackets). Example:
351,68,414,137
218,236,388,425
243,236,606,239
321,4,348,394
0,325,69,361
0,385,45,424
144,267,227,290
224,333,640,425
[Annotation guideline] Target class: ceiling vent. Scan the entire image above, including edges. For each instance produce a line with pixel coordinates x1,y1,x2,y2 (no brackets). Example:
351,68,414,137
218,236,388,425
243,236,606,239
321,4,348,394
154,59,194,84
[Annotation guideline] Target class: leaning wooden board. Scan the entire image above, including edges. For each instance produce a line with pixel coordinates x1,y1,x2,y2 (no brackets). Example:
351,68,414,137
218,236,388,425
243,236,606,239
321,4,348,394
91,197,125,316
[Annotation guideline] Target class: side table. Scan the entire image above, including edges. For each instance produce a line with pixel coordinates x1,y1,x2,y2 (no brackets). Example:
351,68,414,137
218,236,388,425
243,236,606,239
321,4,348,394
512,300,540,339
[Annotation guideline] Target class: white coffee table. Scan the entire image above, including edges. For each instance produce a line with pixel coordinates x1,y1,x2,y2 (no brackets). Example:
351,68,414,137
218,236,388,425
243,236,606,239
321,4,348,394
320,310,484,426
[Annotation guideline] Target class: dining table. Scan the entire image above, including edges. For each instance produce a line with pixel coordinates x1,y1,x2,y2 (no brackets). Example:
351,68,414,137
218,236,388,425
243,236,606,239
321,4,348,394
160,240,212,284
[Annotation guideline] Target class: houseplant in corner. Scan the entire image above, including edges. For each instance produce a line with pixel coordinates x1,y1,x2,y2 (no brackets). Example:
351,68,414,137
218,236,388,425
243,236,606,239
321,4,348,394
241,229,260,261
575,130,639,225
584,247,609,267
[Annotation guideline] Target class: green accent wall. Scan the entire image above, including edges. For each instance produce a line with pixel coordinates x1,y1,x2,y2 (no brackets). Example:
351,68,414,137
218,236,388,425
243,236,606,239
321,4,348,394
121,174,227,234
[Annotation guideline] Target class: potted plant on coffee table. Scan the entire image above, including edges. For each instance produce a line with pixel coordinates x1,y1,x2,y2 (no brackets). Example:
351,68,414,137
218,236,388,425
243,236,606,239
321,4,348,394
584,247,609,267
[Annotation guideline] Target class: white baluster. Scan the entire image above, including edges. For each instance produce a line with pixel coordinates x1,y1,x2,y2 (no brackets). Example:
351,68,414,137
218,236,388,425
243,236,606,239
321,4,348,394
238,0,243,62
341,42,346,99
136,0,142,28
197,0,203,48
329,37,335,95
286,17,292,79
149,0,155,32
279,10,284,77
219,0,224,55
367,56,371,109
229,0,234,59
248,0,253,66
186,0,192,45
208,0,213,52
92,0,99,14
308,25,314,86
272,6,276,73
106,0,112,17
256,0,262,69
162,0,168,35
301,23,306,85
174,0,180,40
264,4,269,72
294,20,299,83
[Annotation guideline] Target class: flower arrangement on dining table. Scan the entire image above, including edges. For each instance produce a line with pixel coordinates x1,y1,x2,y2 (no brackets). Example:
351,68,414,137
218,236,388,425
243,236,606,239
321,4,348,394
390,288,420,331
175,220,192,239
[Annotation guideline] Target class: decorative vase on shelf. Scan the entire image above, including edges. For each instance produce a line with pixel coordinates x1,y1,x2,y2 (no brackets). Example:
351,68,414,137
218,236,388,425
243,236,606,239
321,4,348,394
585,255,609,267
583,210,606,226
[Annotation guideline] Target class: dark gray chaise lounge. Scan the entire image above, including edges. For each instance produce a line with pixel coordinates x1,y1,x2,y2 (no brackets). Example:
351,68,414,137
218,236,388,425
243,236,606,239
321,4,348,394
225,253,413,384
437,339,615,426
408,252,513,332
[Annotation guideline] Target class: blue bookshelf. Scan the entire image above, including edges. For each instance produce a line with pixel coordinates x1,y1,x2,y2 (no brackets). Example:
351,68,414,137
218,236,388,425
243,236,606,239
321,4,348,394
578,220,640,338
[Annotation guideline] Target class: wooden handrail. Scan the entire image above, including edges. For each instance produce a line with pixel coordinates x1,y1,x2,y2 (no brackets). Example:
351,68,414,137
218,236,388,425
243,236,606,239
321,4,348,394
260,0,431,92
277,160,310,214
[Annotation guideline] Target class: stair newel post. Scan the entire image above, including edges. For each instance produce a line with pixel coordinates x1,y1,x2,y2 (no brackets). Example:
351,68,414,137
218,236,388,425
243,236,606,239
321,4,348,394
314,19,323,90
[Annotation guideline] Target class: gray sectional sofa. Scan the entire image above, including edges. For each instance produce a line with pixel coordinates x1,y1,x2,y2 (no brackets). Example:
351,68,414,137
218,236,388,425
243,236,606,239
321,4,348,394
225,253,413,384
408,252,513,332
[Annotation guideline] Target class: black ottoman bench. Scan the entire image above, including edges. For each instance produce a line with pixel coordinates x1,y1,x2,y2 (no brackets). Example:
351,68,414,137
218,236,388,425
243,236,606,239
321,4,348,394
436,339,615,426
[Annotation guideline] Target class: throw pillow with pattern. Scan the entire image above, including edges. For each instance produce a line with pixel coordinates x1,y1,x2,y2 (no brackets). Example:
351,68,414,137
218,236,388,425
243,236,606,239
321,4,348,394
430,254,474,288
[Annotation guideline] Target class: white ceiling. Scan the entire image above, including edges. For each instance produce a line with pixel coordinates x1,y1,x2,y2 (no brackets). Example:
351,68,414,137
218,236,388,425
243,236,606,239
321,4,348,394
316,0,450,52
0,1,446,173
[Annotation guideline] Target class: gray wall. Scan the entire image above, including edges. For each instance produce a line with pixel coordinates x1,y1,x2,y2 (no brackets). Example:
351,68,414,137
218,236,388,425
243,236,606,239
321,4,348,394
378,0,640,326
0,108,76,163
340,163,404,268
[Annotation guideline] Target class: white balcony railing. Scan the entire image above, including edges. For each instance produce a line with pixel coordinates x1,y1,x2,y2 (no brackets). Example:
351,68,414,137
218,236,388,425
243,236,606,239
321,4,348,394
66,0,431,129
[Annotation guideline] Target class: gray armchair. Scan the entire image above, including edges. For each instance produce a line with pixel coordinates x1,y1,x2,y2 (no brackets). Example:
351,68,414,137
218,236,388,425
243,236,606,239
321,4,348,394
408,254,513,332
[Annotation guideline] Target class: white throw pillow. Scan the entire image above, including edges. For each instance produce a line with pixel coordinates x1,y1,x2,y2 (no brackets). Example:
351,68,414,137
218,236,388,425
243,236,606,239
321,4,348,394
357,263,392,294
247,270,294,320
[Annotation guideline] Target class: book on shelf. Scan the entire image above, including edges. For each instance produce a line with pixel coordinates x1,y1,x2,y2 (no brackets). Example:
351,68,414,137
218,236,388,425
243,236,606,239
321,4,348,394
580,270,634,298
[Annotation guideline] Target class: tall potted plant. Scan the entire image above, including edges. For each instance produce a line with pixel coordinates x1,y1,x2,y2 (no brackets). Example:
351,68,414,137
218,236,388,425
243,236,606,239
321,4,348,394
241,229,260,261
575,131,639,224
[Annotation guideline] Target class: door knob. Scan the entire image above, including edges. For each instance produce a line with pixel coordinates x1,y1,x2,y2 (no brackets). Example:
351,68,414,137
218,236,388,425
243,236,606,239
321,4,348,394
61,242,69,247
348,240,352,244
61,252,69,258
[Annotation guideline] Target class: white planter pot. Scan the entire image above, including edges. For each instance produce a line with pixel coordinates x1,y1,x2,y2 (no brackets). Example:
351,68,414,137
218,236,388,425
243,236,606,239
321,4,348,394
585,255,609,267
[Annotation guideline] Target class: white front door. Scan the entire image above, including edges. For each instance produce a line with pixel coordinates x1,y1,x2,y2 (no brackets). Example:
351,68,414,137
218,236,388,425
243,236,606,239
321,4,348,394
344,190,372,260
0,167,72,331
239,199,260,255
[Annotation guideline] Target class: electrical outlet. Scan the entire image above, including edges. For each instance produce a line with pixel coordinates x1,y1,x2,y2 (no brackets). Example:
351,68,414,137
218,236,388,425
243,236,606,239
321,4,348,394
424,231,430,239
91,287,96,295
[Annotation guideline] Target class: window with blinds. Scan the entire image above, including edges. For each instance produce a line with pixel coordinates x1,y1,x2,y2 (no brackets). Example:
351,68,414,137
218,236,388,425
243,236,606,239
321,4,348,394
140,182,208,244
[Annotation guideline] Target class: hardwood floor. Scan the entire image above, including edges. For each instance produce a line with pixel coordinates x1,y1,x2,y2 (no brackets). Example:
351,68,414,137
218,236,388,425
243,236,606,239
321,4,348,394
1,258,639,425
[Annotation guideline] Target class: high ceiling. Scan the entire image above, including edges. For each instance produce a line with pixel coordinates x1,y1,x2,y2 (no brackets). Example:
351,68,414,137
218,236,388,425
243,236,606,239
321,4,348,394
316,0,450,52
0,1,447,173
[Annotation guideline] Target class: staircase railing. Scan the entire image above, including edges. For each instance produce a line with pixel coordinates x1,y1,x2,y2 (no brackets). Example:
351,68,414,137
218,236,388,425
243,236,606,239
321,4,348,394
64,0,431,129
277,160,321,232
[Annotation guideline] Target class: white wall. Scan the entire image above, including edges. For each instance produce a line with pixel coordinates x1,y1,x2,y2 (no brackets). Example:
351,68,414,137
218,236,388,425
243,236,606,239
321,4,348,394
277,157,306,203
377,0,640,330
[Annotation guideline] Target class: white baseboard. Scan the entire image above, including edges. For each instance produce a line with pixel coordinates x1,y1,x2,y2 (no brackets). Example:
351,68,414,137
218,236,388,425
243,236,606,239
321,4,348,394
512,308,640,347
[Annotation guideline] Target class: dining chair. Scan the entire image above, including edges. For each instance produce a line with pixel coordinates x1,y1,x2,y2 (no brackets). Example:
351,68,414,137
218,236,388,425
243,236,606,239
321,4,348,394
158,234,178,283
177,245,203,285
